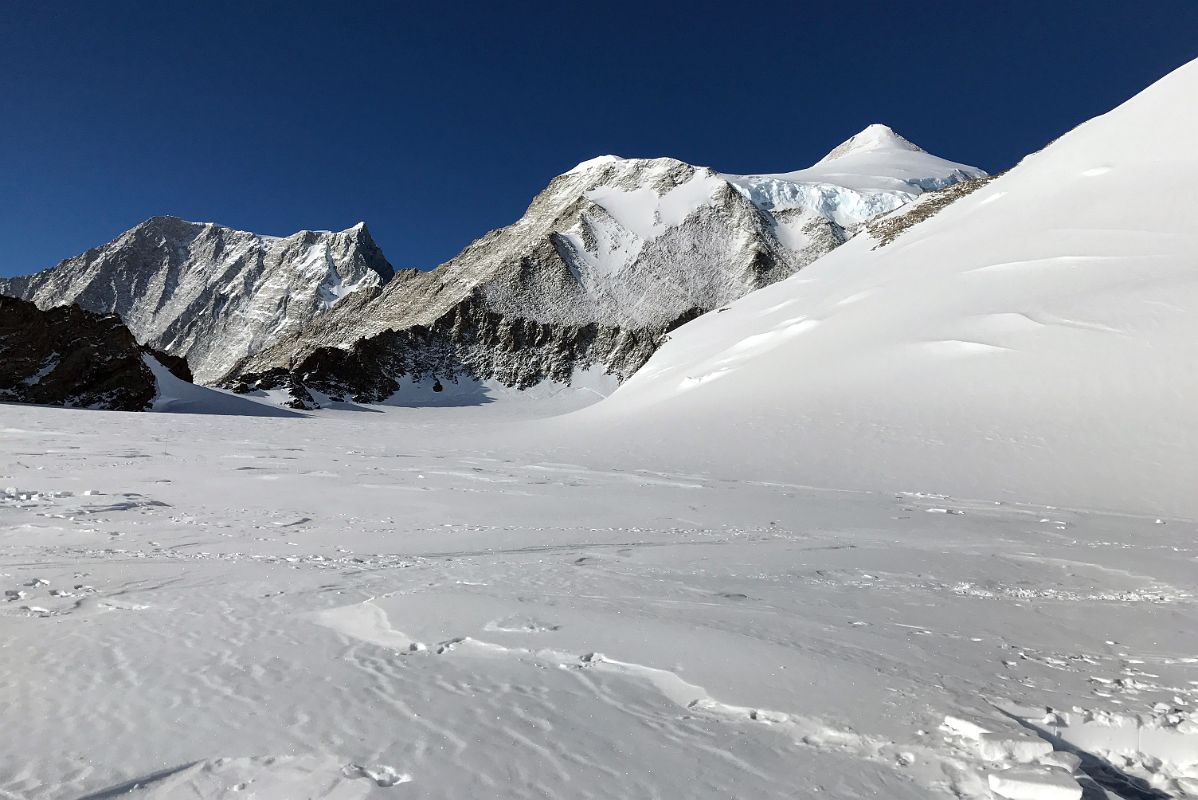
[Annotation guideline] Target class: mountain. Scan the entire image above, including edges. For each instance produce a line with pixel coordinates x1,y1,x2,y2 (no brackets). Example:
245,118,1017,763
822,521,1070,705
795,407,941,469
0,127,980,406
575,59,1198,517
0,217,393,383
223,126,983,406
0,296,184,411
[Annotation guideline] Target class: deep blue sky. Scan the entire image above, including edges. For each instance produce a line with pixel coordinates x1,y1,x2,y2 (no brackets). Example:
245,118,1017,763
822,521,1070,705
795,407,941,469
3,1,1197,277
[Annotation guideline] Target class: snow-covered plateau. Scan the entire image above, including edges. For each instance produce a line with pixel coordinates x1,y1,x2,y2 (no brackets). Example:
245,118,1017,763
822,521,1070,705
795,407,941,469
5,52,1198,800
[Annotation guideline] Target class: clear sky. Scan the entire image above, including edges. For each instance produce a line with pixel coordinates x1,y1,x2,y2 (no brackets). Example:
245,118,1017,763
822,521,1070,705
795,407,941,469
3,1,1197,277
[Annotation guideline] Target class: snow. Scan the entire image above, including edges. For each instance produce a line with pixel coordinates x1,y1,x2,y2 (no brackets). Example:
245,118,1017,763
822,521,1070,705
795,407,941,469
729,177,915,227
290,241,383,310
1024,706,1198,775
557,216,644,279
378,367,618,412
818,123,925,161
586,169,725,240
801,122,983,191
586,57,1198,518
567,154,623,173
318,260,378,308
987,766,1082,800
145,355,300,417
575,128,983,238
721,123,985,226
267,367,617,416
4,399,1198,799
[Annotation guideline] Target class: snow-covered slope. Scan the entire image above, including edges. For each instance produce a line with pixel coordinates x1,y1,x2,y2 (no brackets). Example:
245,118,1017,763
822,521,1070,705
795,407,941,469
582,60,1198,517
228,128,982,404
0,217,394,383
143,355,300,417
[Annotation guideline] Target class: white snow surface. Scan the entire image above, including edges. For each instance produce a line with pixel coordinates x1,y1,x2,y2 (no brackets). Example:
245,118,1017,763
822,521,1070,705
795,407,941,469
3,401,1197,799
583,58,1198,518
144,355,301,417
586,169,727,240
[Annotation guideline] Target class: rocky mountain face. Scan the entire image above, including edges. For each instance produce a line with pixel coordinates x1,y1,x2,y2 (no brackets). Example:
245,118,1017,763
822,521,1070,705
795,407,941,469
227,296,671,408
2,126,982,407
227,126,984,406
0,217,393,383
0,296,190,411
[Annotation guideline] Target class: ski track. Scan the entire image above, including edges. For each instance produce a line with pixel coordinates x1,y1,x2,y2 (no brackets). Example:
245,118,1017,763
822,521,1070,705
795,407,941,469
2,407,1197,798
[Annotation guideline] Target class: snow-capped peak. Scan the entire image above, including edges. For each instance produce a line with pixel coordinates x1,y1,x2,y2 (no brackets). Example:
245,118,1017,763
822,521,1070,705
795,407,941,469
567,155,625,173
817,123,925,163
717,125,984,228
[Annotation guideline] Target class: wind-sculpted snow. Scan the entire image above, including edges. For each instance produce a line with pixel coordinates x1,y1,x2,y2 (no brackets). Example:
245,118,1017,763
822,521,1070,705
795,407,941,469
0,217,394,383
4,404,1198,799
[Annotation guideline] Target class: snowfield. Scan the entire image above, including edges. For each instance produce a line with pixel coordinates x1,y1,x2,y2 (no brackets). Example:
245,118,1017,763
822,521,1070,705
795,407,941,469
2,400,1197,799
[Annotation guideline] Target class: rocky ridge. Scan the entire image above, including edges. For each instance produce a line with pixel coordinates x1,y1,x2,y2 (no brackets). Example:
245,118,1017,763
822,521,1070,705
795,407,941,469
0,296,190,411
0,217,393,383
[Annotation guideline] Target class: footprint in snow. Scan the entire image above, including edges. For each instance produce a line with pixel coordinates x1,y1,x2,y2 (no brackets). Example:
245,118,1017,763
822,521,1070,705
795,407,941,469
435,637,466,654
345,763,412,787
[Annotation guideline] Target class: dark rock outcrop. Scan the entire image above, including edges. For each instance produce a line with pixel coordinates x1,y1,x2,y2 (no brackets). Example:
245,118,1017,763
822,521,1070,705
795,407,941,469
0,296,172,411
865,174,1000,248
229,296,663,408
